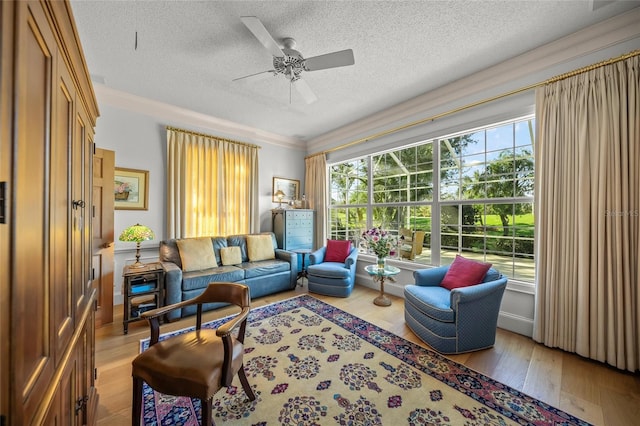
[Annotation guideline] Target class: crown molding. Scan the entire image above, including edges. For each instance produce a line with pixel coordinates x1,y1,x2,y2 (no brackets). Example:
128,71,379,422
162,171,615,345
307,7,640,154
93,84,304,149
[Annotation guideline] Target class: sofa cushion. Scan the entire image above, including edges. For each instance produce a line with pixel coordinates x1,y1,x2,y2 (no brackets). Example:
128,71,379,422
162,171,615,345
176,237,217,272
220,246,242,265
440,255,491,290
239,259,290,279
307,262,350,279
246,234,275,262
324,239,351,263
404,284,455,323
182,266,245,291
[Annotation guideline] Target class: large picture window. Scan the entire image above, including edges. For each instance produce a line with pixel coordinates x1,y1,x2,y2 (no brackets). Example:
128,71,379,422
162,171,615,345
328,116,535,283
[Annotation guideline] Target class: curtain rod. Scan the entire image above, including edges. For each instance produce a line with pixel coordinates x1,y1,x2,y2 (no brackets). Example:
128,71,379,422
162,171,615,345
314,49,640,158
166,125,261,150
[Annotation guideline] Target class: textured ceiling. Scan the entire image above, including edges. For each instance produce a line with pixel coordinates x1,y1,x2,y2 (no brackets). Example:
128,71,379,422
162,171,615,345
70,1,639,143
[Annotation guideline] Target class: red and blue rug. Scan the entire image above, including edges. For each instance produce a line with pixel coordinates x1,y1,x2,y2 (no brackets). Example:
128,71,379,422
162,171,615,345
139,294,590,425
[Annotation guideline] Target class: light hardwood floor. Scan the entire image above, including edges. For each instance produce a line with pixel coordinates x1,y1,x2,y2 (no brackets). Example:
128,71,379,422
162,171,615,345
96,285,640,425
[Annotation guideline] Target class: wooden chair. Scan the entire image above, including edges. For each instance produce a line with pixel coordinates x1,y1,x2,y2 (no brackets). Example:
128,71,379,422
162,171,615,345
131,282,256,425
399,228,426,260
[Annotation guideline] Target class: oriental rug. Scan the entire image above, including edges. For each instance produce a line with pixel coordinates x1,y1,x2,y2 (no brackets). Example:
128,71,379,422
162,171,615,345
138,294,590,425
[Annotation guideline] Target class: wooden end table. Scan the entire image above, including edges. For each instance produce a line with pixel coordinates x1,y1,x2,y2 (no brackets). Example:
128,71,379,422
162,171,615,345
122,262,164,334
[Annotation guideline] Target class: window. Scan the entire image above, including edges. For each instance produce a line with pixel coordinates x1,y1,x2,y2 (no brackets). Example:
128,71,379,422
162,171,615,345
328,116,535,282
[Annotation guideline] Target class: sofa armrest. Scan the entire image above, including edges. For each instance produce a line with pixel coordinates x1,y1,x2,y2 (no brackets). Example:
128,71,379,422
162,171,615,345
413,266,449,287
161,261,183,321
309,246,326,264
276,248,299,288
450,277,508,306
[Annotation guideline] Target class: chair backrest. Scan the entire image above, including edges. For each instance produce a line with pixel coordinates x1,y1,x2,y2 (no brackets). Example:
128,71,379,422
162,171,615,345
400,228,426,259
193,282,250,306
191,283,250,333
482,267,501,283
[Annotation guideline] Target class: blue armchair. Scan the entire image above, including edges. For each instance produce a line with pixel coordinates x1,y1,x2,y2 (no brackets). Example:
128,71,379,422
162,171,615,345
306,246,358,297
404,265,507,354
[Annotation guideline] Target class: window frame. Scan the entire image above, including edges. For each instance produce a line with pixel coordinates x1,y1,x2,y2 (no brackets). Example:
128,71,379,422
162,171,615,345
327,115,535,284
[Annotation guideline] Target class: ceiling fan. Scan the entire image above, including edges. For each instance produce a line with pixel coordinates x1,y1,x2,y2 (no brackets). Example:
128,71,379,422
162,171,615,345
234,16,355,104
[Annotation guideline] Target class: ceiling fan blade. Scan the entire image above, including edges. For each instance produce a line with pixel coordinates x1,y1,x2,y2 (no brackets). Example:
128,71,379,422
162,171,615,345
232,70,276,82
292,78,318,104
304,49,355,71
240,16,284,58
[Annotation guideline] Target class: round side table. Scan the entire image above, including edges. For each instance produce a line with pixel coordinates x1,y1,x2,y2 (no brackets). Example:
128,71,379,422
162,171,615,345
364,264,401,306
292,248,313,287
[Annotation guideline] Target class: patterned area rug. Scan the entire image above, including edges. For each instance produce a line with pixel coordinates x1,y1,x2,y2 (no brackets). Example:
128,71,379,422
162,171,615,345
139,294,590,425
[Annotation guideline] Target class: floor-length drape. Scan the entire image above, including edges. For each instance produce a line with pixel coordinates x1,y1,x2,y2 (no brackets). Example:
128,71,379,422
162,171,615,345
305,153,327,249
166,128,259,239
534,55,640,371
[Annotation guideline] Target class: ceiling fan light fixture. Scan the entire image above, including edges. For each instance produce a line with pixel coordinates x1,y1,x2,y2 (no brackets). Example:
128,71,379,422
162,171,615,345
235,16,354,103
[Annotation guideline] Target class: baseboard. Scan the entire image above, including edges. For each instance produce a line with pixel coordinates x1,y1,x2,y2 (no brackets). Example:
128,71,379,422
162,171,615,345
497,311,534,337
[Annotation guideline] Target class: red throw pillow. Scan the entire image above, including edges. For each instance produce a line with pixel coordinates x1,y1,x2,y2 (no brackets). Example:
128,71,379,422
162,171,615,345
324,239,352,263
440,255,492,290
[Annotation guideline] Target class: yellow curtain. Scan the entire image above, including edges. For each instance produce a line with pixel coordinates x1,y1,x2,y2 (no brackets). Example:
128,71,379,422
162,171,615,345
166,128,259,239
305,153,327,249
534,55,640,371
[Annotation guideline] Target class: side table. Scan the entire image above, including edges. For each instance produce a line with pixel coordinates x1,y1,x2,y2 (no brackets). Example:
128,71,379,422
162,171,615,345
292,248,313,287
122,262,165,334
364,264,401,306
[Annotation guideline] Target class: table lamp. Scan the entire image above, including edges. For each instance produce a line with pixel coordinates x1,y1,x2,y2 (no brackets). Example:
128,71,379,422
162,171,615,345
119,223,155,268
274,189,286,208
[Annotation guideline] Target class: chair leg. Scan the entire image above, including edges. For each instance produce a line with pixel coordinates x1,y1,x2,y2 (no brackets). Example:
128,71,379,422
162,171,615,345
201,398,213,426
237,365,256,401
132,376,143,426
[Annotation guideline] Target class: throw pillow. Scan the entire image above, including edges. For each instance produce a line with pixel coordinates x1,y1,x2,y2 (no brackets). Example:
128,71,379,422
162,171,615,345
176,237,217,272
220,246,242,266
324,239,351,263
440,255,492,290
246,234,275,262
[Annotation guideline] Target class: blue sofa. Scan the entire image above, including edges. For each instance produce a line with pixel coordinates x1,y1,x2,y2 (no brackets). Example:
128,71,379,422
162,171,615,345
404,266,507,354
159,232,298,321
306,245,358,297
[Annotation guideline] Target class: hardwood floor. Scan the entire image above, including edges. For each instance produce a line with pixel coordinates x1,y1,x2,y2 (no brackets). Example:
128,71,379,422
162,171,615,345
95,285,640,425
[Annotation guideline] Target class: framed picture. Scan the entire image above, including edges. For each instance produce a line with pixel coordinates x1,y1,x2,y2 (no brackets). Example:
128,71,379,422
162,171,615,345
114,167,149,210
272,176,300,203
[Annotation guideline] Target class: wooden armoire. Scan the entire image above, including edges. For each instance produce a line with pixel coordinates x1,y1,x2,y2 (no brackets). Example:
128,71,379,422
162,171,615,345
0,1,100,424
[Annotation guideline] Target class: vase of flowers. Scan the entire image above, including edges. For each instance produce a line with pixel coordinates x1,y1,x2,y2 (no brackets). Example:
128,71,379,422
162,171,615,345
360,227,398,271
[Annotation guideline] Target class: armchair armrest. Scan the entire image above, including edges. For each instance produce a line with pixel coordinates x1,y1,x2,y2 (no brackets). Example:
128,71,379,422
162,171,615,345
450,276,508,306
344,247,358,268
309,246,326,264
216,306,250,337
413,266,449,287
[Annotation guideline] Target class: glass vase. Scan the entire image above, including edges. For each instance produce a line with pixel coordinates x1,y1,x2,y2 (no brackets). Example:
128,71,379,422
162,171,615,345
377,256,386,271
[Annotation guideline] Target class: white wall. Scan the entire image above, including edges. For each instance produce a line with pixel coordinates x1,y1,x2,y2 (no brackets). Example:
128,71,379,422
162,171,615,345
93,101,306,304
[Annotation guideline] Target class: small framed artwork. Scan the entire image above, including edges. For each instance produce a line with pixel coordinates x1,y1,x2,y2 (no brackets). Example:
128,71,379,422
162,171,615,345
114,167,149,210
272,176,300,203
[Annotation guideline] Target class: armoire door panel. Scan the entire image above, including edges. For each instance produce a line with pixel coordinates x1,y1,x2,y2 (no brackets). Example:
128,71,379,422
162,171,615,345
52,59,74,362
72,110,87,316
13,2,56,421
